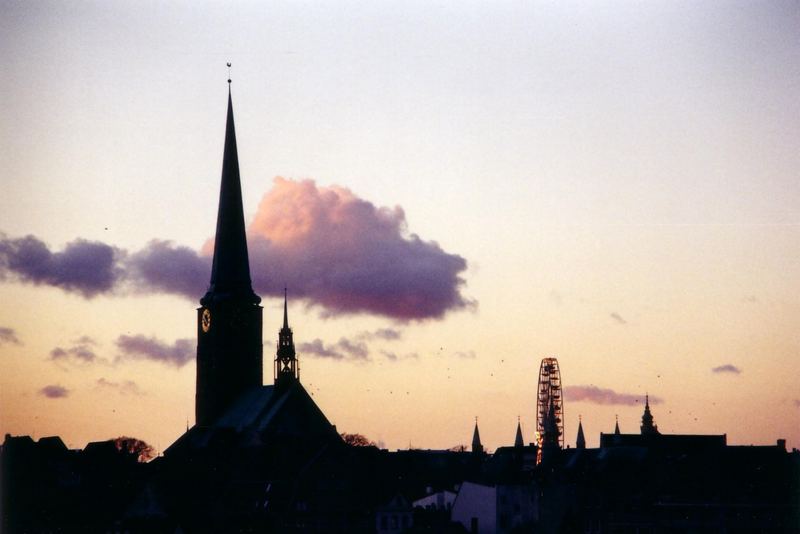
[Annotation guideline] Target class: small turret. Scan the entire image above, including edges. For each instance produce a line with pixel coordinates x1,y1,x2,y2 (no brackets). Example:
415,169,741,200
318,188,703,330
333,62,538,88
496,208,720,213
640,394,659,435
275,288,299,386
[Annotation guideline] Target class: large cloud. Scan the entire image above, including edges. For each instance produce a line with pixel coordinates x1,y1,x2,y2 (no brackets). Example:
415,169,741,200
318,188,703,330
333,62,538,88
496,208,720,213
0,234,122,297
564,385,662,406
243,178,471,320
0,179,472,321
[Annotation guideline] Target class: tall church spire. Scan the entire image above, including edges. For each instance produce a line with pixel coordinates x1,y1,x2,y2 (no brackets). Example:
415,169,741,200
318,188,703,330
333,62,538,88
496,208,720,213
275,288,298,386
195,79,264,426
614,415,620,435
202,83,259,305
514,417,524,448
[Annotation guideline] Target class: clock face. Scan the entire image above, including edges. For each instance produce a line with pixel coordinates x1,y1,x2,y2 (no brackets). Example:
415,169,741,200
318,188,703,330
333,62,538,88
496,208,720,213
201,308,212,333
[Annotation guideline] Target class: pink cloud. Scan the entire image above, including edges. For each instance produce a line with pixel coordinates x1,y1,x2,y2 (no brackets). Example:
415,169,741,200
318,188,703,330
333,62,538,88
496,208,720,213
244,178,472,320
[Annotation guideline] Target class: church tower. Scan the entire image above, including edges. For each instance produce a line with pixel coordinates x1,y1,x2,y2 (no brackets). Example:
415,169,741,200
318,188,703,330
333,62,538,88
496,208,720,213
196,82,263,427
640,394,659,435
275,289,299,386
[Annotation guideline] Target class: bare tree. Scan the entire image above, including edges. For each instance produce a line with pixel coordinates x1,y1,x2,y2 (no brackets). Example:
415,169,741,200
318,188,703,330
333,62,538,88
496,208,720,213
113,436,155,462
340,433,376,447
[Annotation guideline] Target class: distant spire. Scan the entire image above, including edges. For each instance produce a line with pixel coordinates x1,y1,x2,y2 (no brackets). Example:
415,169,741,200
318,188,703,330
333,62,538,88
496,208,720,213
202,80,260,305
275,289,298,385
640,393,659,435
472,418,484,454
614,415,620,435
576,416,586,449
514,418,524,448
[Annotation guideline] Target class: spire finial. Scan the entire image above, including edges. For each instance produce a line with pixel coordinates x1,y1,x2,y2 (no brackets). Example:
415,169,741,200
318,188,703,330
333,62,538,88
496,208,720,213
283,287,289,329
227,62,232,84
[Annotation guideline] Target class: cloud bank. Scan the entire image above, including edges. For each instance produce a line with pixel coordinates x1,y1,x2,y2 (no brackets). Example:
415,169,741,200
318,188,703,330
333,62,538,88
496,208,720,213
711,364,741,374
564,385,662,406
0,179,472,321
115,335,194,368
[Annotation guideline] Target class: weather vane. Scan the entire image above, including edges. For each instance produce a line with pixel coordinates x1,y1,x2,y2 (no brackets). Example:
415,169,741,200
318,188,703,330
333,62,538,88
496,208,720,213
227,62,232,84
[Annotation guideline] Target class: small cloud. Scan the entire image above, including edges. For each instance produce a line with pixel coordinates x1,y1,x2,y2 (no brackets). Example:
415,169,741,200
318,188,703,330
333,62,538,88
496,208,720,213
711,364,741,374
454,350,476,359
336,338,369,360
50,341,98,365
299,339,344,360
358,328,403,341
0,326,21,346
299,337,369,361
96,377,143,395
39,385,69,398
564,385,660,406
609,312,627,325
115,335,194,368
380,350,419,361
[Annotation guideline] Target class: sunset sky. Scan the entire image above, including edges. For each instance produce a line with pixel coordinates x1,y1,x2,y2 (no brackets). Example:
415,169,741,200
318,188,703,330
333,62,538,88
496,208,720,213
1,1,798,454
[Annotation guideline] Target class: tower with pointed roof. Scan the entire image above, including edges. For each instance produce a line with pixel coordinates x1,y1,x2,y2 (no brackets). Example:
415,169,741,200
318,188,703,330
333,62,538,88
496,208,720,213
275,289,299,386
195,81,264,427
640,394,659,435
614,415,620,435
471,419,484,454
514,417,524,448
576,416,586,449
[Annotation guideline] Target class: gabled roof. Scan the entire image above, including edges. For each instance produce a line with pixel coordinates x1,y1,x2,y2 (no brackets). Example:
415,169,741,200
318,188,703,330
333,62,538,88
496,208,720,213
165,381,339,456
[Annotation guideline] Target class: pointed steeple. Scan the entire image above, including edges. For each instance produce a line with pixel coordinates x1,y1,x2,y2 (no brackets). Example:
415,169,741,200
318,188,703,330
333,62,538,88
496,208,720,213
576,416,586,449
640,394,659,435
614,415,620,435
202,83,259,305
195,77,264,427
471,418,484,454
275,288,298,385
514,417,524,448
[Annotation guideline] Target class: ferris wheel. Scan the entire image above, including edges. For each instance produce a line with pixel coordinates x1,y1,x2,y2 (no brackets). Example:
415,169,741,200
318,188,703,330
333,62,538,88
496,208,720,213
536,357,564,449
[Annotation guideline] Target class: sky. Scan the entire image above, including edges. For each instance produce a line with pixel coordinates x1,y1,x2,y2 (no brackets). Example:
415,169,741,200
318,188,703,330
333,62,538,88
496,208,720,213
1,1,798,454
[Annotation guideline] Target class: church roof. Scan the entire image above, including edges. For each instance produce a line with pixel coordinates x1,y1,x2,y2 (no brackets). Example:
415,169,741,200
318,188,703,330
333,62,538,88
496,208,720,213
202,85,259,305
166,380,339,455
